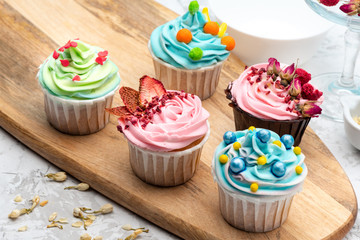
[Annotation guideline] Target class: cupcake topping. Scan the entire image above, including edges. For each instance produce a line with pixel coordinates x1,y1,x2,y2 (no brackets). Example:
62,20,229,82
213,128,307,195
107,76,209,152
229,57,323,120
150,1,234,69
38,39,120,100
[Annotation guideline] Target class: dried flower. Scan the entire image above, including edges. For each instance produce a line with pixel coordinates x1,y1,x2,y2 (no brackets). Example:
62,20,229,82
98,203,113,214
124,228,149,240
48,212,57,222
56,218,68,224
26,195,40,214
122,224,133,231
8,208,27,219
340,3,358,14
301,83,323,100
47,223,63,229
45,172,67,182
319,0,340,6
71,221,83,228
87,214,96,221
84,219,94,227
280,63,296,82
18,225,28,232
73,207,84,218
14,195,23,202
295,68,311,85
288,79,302,97
300,101,322,117
266,57,281,76
8,209,21,219
64,183,90,191
80,233,92,240
40,200,48,207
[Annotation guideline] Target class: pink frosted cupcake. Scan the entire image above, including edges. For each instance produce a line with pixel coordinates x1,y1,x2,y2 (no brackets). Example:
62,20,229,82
226,58,323,145
107,76,210,186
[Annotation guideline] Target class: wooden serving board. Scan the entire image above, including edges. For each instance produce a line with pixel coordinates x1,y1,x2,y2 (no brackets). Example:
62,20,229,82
0,0,357,239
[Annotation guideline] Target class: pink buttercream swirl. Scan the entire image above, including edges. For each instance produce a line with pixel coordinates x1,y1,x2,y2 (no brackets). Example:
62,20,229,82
119,91,209,152
230,63,323,120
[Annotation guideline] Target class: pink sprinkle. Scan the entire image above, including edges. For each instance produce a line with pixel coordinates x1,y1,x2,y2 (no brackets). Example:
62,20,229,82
64,41,71,49
72,75,80,81
60,59,70,67
95,56,106,65
53,50,59,59
117,125,123,133
98,50,108,57
70,41,78,47
59,47,65,52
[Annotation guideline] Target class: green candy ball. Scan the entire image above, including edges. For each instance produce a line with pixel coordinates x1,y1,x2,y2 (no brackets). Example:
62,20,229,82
189,47,203,61
189,1,199,15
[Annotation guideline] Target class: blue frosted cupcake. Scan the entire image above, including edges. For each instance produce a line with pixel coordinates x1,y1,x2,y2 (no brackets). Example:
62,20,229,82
212,127,307,232
149,1,235,100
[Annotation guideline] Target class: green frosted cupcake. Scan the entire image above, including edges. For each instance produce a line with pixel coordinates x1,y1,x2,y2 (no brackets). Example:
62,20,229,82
37,39,121,135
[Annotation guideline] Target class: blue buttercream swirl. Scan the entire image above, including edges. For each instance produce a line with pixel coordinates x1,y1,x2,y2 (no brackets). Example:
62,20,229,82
150,11,230,69
212,129,307,196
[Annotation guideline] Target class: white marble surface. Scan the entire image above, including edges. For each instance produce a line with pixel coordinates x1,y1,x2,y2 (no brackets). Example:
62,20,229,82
1,1,360,239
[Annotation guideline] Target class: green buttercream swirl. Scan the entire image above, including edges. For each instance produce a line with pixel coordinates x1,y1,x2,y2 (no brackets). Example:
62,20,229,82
38,40,120,100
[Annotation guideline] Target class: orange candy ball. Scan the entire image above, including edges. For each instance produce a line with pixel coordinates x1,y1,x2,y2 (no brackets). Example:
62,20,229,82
203,21,219,35
221,36,235,51
176,29,192,44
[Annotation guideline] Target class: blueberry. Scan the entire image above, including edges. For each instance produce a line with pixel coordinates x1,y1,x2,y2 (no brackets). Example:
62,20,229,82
229,157,246,174
223,131,237,145
271,161,286,178
256,129,271,143
280,134,294,150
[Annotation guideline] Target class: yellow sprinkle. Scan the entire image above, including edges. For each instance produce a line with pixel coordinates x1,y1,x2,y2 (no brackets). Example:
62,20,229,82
293,146,301,155
219,154,228,164
273,140,282,147
257,156,267,165
202,7,210,22
233,142,241,150
248,126,256,131
218,23,227,37
295,166,303,175
250,183,258,192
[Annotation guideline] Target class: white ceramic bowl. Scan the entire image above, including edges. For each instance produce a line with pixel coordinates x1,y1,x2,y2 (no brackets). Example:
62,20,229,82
209,0,334,65
340,95,360,150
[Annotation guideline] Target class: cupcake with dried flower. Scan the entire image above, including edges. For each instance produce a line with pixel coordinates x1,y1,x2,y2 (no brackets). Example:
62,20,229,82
37,39,121,135
226,57,323,145
149,0,235,100
107,76,210,186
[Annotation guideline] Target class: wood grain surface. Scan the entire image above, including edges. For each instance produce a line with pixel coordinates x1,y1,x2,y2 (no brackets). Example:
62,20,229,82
0,0,357,239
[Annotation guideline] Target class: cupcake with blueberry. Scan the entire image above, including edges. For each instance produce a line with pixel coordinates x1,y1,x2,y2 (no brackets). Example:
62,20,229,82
212,127,307,232
226,57,323,145
38,39,121,135
149,1,235,100
107,76,210,186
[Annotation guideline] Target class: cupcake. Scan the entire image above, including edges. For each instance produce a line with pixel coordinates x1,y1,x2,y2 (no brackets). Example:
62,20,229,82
226,57,323,145
149,1,235,100
38,39,121,135
107,75,210,186
212,127,307,232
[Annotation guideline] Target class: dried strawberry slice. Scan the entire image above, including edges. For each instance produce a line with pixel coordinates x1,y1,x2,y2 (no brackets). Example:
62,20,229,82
139,75,166,108
105,106,131,118
120,87,139,113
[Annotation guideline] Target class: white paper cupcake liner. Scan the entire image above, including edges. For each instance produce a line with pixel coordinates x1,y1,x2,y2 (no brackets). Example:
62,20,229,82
41,88,117,135
127,122,210,187
216,181,303,232
148,42,225,100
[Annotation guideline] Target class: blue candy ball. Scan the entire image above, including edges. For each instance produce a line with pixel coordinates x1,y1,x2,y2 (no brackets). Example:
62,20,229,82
271,161,286,178
280,134,294,150
230,157,246,174
223,131,237,145
256,129,271,143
